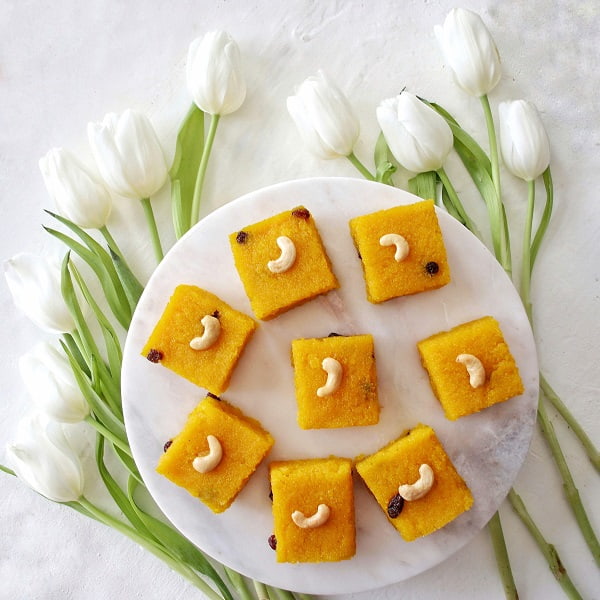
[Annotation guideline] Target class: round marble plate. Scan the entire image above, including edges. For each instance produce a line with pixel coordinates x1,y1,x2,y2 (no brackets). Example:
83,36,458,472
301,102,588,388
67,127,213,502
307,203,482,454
122,177,538,595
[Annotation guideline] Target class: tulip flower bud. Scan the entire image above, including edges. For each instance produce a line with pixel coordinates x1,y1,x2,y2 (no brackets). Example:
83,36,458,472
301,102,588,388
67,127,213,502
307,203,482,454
6,412,84,503
376,92,454,173
39,148,112,229
186,31,246,116
19,342,89,423
287,70,360,160
434,8,501,98
87,109,168,199
4,253,76,334
499,100,550,181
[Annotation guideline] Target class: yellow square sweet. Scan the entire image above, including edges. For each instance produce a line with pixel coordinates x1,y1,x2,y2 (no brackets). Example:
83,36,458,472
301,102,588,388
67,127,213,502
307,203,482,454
141,285,257,395
270,457,355,563
355,425,473,541
157,396,274,513
349,200,450,303
417,316,524,420
291,334,379,429
229,206,339,320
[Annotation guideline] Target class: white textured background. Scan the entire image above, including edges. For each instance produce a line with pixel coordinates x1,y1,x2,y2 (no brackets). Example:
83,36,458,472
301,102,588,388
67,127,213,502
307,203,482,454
1,1,599,599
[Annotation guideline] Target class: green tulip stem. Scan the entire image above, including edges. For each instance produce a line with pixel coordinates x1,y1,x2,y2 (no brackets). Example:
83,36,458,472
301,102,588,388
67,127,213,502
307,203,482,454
223,567,253,600
140,197,164,263
85,416,132,457
0,463,16,476
508,489,584,599
253,580,269,600
436,167,481,239
77,497,225,600
347,152,376,181
521,180,536,322
487,512,518,600
191,114,221,227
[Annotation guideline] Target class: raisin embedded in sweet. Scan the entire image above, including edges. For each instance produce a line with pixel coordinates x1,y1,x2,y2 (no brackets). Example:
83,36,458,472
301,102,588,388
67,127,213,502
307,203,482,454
268,488,273,501
268,534,277,550
387,493,405,518
163,440,173,453
328,332,342,337
146,349,164,363
212,310,221,319
425,261,439,275
236,230,249,244
291,207,310,219
207,392,221,401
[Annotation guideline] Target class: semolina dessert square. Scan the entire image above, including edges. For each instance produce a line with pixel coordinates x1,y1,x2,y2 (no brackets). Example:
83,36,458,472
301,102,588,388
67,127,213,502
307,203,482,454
355,425,473,542
291,334,379,429
141,285,257,395
229,206,339,320
270,457,355,563
349,200,450,303
417,316,524,420
157,396,274,513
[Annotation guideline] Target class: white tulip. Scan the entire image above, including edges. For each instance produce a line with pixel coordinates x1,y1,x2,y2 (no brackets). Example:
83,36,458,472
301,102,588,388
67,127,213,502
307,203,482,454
287,70,360,159
88,109,168,199
186,31,246,116
499,100,550,181
39,148,112,229
434,8,501,98
4,253,75,334
19,342,89,423
376,92,454,173
6,412,84,503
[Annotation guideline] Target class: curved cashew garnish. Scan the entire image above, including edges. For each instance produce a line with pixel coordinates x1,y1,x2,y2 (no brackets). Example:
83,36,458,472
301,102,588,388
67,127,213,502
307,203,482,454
316,357,343,397
267,236,296,273
379,233,409,262
192,435,223,473
291,504,331,529
456,353,486,388
190,315,221,350
398,463,435,501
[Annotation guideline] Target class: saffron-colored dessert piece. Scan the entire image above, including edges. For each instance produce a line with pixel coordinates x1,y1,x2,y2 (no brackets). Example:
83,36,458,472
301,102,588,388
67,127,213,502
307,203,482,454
349,200,450,303
141,285,257,395
355,424,473,541
417,316,524,420
157,396,274,513
270,457,355,563
291,334,379,429
229,206,339,320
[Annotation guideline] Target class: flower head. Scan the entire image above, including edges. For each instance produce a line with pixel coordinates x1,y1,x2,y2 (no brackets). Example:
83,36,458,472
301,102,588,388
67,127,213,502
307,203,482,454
376,92,453,173
6,412,84,502
186,31,246,116
434,8,501,97
4,253,75,334
19,342,89,423
287,70,359,159
499,100,550,181
39,148,112,229
88,109,168,199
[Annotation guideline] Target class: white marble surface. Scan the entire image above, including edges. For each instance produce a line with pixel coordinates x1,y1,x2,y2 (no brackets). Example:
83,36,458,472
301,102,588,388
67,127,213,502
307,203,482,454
122,179,538,594
1,1,599,599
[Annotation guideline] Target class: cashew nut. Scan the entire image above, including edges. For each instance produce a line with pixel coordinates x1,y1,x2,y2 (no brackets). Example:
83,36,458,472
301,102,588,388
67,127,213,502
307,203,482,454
267,236,296,273
316,357,343,397
379,233,409,262
192,435,223,473
190,315,221,350
456,353,486,388
291,504,331,528
398,463,435,501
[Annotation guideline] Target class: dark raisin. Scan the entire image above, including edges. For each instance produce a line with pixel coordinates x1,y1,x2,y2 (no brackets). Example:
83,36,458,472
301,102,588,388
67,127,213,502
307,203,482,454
163,440,173,453
357,250,362,260
146,349,164,363
236,230,248,244
291,207,310,219
207,392,221,401
268,534,277,550
268,488,273,501
328,332,342,337
387,493,405,518
425,261,439,275
212,310,221,319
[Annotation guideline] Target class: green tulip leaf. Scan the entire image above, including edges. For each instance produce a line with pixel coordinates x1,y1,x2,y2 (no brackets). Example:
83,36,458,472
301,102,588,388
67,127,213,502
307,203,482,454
374,132,396,185
408,171,437,201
